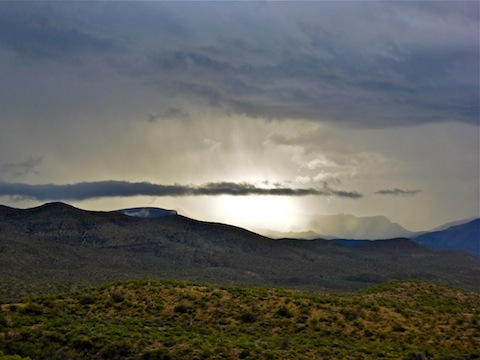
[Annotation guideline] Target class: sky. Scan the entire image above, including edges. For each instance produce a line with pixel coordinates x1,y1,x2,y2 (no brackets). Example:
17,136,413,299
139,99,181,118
0,1,478,234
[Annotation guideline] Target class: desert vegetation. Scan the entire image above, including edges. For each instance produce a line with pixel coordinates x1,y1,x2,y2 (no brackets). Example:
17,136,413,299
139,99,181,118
0,279,478,359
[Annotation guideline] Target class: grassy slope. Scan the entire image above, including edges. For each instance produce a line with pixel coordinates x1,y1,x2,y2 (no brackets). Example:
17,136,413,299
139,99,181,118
0,280,479,359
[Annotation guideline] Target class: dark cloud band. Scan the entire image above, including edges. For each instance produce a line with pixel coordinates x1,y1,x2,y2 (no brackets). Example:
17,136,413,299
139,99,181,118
0,180,362,201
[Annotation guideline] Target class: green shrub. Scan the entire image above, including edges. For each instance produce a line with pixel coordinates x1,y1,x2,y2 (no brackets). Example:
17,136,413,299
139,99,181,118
20,303,43,315
72,335,94,351
0,313,7,330
341,308,361,321
100,340,134,359
239,311,257,323
110,292,125,303
239,349,250,358
275,306,293,318
0,353,33,360
173,304,194,314
142,348,172,360
79,294,95,305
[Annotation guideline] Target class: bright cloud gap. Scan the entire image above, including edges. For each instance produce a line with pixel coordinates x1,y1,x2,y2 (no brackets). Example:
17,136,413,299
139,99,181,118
0,180,365,201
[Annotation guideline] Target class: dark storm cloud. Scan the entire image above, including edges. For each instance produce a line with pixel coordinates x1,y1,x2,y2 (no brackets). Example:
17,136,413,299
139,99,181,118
374,189,421,197
0,3,120,60
0,1,478,128
0,180,362,201
141,2,478,127
177,44,475,126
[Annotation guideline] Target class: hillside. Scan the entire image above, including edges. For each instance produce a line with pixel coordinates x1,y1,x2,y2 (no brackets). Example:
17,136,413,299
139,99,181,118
414,219,479,257
0,280,478,359
0,203,479,301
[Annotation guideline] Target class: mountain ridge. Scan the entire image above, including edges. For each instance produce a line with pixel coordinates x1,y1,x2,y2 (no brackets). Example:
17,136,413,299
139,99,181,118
0,202,478,300
307,213,416,240
259,213,421,240
414,219,479,257
432,217,477,231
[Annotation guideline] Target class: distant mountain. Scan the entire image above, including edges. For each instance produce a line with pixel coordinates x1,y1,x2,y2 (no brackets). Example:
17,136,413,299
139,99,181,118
307,213,416,240
431,217,477,232
414,219,480,257
116,207,177,218
258,214,416,240
0,202,478,300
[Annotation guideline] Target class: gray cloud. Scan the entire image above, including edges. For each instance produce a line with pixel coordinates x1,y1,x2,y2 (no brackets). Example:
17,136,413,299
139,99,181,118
0,3,121,61
1,2,476,128
159,43,477,127
0,180,362,201
0,157,43,177
137,1,479,128
147,107,190,122
374,189,422,197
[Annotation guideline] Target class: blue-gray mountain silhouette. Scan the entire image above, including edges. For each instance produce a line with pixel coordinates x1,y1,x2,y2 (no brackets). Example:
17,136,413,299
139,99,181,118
414,219,479,257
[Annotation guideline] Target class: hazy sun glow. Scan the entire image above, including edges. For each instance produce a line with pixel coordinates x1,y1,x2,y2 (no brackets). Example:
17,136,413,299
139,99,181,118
215,195,300,232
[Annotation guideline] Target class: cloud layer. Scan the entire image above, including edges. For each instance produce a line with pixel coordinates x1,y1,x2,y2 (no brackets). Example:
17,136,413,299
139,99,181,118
0,1,477,128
